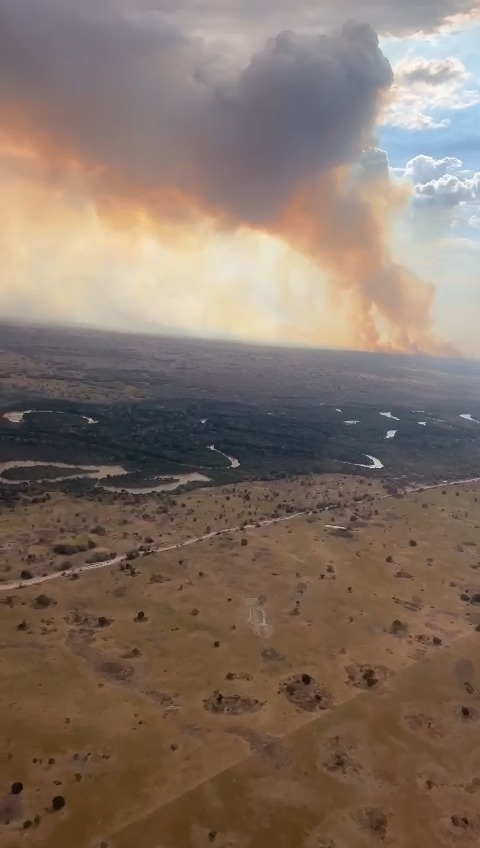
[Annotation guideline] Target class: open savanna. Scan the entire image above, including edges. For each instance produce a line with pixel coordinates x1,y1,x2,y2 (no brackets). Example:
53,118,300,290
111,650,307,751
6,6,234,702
1,474,480,847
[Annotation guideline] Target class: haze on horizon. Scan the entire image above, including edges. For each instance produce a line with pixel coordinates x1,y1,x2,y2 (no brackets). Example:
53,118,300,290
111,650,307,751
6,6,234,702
0,0,479,355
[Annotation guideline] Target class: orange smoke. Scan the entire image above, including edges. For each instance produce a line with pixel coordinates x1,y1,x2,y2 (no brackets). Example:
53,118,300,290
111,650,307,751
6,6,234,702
276,171,458,355
0,126,458,355
0,6,463,354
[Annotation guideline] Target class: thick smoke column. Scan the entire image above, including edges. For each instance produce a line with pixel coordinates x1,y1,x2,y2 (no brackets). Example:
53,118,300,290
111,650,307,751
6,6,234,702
0,0,453,352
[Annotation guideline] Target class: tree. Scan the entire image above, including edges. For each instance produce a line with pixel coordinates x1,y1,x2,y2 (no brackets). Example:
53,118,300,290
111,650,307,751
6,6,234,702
52,795,65,811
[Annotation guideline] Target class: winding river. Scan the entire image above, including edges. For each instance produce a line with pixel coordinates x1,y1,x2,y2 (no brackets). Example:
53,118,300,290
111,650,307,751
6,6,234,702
0,460,211,494
207,444,240,469
3,410,98,425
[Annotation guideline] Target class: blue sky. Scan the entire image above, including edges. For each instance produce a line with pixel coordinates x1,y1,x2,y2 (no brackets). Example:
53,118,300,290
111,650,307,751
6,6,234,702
374,22,480,353
379,24,480,168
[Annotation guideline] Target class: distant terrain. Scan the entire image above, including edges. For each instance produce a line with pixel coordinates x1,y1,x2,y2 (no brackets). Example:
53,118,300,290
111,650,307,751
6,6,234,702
1,323,480,502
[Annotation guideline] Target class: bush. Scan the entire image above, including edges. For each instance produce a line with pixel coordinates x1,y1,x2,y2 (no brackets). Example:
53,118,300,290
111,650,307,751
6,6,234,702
52,542,87,556
20,570,33,580
85,551,115,564
33,594,55,609
54,559,72,572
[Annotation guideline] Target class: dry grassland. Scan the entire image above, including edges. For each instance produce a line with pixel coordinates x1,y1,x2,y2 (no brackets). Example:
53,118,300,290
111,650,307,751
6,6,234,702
1,475,480,847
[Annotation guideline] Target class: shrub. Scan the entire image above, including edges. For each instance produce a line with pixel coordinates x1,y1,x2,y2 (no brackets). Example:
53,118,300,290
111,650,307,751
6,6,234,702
33,594,55,609
85,551,115,564
52,542,87,556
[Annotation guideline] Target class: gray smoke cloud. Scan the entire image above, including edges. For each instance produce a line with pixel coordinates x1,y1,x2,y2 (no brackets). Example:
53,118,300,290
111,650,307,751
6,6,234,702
78,0,480,40
0,0,392,223
0,0,456,354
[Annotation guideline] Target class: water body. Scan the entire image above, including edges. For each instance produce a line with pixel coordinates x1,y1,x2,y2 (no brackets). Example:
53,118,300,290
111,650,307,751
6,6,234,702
338,454,384,470
386,430,397,439
354,454,384,470
0,460,126,485
3,410,98,425
0,460,211,494
103,473,211,494
460,414,480,424
208,444,240,469
380,412,400,421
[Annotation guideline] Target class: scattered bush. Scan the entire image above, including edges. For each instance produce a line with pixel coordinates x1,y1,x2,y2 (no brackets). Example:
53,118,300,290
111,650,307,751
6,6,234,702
20,569,33,580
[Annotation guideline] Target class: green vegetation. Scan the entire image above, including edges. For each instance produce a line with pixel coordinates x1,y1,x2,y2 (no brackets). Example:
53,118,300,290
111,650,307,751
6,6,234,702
1,325,480,504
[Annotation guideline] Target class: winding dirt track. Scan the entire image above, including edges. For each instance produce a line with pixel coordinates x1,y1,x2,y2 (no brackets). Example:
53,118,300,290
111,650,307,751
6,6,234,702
2,475,479,593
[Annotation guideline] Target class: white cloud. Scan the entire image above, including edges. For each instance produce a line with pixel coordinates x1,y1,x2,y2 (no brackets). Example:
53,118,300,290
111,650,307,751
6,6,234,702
405,155,480,207
395,55,468,85
469,214,480,227
382,55,480,129
405,154,464,182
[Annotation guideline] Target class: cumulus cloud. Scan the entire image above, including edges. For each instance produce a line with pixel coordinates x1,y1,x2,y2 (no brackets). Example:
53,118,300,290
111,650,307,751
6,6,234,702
405,154,464,183
382,55,480,129
0,0,455,354
406,155,480,207
415,173,480,207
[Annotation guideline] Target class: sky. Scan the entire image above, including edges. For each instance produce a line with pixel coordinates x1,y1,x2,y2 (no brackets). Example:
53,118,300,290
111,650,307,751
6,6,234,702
0,0,479,355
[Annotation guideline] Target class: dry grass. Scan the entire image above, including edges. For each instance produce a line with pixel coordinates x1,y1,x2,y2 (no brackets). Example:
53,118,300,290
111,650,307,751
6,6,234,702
1,476,480,846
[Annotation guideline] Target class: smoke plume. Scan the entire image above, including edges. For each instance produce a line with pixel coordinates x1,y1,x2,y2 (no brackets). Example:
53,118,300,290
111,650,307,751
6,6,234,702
0,0,456,353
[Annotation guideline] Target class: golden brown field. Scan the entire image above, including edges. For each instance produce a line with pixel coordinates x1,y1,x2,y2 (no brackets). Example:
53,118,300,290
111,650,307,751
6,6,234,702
1,473,480,847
